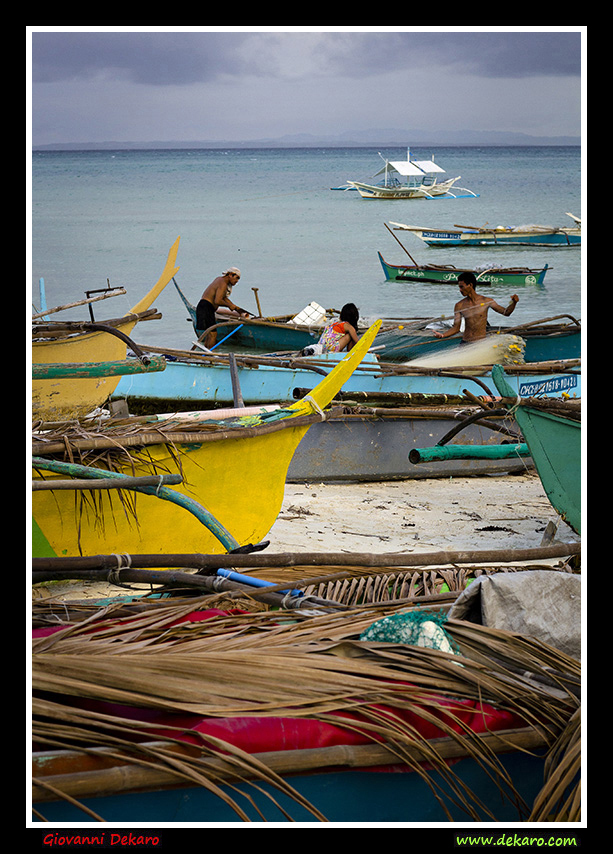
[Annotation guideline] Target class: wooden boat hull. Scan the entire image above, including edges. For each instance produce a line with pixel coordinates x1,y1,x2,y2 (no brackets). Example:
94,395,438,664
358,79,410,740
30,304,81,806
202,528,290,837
32,749,546,823
31,238,181,421
391,224,581,247
378,252,550,286
215,316,319,350
492,365,581,534
174,279,322,350
32,323,381,558
348,177,474,200
287,410,532,482
113,356,581,407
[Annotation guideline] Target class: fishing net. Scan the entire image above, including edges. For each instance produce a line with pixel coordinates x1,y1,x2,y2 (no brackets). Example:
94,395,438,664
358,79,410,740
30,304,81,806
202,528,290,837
360,609,459,655
408,333,525,369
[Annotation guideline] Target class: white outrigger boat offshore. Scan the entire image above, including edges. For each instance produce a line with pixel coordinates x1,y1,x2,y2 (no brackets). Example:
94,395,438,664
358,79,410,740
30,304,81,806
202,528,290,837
341,149,479,200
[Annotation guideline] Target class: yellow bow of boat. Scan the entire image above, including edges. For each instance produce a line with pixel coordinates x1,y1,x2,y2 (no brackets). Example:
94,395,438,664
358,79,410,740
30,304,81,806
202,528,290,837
32,320,382,559
32,237,181,421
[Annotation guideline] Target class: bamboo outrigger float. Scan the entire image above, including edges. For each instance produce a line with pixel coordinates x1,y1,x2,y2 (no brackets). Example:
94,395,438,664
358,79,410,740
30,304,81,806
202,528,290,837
31,237,181,421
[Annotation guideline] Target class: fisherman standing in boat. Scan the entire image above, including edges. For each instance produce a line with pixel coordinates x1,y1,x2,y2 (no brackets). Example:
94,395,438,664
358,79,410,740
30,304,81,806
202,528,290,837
197,267,251,348
433,273,519,343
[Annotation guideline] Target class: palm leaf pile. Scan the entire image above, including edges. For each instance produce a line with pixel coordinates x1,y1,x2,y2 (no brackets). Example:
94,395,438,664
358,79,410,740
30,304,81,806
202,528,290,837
31,593,581,823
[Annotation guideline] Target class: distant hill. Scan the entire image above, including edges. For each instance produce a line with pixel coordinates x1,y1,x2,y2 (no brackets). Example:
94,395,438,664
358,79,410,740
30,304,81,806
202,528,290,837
33,127,580,150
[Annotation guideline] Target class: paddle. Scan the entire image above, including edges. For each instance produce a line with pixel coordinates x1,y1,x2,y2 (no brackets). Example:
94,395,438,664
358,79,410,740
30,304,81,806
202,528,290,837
252,287,263,317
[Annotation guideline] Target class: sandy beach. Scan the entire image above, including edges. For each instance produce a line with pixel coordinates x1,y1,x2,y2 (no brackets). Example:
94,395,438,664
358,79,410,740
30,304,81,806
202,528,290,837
269,471,576,555
32,470,579,602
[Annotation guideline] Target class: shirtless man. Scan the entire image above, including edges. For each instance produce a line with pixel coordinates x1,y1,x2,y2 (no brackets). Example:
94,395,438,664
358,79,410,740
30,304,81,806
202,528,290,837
433,272,519,343
196,267,251,348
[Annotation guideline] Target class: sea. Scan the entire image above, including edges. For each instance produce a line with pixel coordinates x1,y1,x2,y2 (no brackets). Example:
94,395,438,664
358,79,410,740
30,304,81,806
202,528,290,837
30,145,583,350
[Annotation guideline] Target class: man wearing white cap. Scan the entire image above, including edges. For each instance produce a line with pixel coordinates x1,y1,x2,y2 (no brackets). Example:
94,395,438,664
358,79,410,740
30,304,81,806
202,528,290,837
196,267,251,348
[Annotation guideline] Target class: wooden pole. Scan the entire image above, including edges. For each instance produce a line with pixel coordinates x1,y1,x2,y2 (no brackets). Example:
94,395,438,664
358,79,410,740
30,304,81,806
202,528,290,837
32,474,182,492
228,353,244,408
30,566,347,610
384,222,419,266
252,287,263,317
32,726,546,803
31,289,127,320
32,542,580,574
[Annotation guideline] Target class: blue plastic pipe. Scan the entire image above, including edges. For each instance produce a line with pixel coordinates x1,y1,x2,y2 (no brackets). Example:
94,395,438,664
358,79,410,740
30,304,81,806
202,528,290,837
216,568,303,597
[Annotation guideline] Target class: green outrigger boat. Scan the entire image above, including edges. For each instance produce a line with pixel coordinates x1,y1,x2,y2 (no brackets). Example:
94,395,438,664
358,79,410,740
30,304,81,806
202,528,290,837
378,252,550,286
491,365,581,534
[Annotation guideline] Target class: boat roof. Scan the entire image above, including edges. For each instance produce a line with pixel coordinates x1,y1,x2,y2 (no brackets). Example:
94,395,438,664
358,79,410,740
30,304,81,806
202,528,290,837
413,159,446,174
374,158,446,177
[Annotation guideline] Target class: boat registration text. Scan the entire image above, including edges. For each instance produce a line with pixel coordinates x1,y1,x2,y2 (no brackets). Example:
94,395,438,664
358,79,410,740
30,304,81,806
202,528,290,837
519,375,579,397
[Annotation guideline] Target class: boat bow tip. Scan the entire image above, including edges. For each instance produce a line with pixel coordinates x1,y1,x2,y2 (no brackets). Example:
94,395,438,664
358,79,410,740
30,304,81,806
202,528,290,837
290,319,382,416
127,236,182,316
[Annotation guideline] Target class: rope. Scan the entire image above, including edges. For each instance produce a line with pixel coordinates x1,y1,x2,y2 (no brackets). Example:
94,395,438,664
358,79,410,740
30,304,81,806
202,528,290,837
302,395,326,420
108,554,133,586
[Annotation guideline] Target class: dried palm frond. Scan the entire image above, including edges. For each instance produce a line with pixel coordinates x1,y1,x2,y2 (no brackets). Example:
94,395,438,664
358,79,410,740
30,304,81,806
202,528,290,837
31,601,581,823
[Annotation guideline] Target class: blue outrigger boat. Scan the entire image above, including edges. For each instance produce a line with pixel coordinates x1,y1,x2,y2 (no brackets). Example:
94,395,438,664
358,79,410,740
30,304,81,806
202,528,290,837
390,213,581,247
175,278,580,364
174,278,322,352
113,349,581,408
31,740,550,823
376,315,581,363
32,600,577,823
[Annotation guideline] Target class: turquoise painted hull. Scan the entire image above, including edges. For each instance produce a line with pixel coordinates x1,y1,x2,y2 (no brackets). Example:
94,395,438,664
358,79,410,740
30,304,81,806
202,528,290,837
176,279,579,362
410,229,581,247
174,278,320,351
215,318,318,350
492,366,581,533
113,355,581,407
32,750,547,823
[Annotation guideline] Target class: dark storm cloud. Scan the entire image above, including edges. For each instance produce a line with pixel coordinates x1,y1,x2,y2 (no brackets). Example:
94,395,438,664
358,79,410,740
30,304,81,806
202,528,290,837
31,31,259,85
317,31,581,79
32,30,581,89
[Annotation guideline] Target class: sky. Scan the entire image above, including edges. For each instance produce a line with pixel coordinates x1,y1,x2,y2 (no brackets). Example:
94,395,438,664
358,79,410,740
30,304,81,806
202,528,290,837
28,28,584,146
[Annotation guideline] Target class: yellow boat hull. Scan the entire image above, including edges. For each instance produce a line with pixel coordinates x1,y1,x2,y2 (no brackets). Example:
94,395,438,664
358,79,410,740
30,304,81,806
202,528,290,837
32,321,381,558
31,237,180,421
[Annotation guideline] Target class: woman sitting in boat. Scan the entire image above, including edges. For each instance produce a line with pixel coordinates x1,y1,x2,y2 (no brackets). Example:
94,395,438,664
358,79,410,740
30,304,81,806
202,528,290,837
318,303,360,352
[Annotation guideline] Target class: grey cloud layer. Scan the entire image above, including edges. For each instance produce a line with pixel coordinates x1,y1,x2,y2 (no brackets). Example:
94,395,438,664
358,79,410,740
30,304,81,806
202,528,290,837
32,31,581,86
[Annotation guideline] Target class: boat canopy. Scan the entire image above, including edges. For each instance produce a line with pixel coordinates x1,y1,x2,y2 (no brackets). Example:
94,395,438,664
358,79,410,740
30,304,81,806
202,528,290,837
413,159,446,174
374,158,445,177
